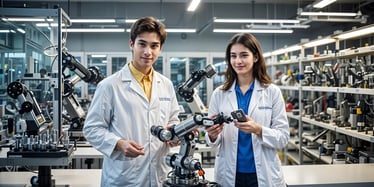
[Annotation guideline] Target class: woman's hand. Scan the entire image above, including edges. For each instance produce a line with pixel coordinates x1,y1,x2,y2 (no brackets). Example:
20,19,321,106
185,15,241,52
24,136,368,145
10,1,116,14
233,116,262,137
205,123,224,142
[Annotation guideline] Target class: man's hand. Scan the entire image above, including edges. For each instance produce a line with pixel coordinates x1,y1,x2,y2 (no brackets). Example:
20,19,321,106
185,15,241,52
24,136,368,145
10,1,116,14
116,139,145,157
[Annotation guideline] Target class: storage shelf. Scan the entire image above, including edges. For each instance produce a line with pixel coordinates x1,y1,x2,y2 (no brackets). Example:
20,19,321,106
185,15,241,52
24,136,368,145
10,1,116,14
302,147,332,164
302,117,374,143
266,30,374,166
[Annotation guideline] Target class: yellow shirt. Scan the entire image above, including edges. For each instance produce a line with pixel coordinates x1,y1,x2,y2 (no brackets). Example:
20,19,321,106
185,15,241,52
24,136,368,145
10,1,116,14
129,62,153,101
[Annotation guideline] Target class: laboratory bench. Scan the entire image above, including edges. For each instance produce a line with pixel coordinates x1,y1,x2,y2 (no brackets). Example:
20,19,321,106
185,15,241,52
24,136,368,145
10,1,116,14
2,146,374,187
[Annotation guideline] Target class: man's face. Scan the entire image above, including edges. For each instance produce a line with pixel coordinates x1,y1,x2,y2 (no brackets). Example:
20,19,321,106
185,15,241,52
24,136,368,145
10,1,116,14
130,32,162,74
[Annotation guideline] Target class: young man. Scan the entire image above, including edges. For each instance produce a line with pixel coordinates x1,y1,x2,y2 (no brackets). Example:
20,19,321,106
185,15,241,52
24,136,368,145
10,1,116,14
83,16,180,186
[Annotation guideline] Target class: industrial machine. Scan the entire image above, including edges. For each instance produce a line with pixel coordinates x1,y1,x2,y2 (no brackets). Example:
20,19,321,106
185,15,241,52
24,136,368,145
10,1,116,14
61,51,104,140
6,80,74,187
178,64,216,115
151,113,232,187
150,63,226,186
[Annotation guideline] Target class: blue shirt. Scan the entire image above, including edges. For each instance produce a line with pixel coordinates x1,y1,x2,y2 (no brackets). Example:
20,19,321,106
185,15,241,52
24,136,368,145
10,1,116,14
235,82,256,173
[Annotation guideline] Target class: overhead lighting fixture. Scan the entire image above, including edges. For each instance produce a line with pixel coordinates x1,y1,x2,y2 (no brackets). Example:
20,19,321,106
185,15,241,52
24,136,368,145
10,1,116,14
125,28,196,33
0,29,11,33
36,23,67,27
303,37,336,48
17,28,25,34
214,18,300,24
187,0,201,12
336,24,374,39
66,28,125,33
313,0,336,8
91,54,107,58
125,18,165,23
3,17,46,22
166,29,196,33
299,12,358,17
70,19,116,23
213,29,293,34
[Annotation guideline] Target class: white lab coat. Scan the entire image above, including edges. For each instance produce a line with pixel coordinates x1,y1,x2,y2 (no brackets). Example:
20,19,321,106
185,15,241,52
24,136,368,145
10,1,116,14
83,63,180,187
206,79,289,187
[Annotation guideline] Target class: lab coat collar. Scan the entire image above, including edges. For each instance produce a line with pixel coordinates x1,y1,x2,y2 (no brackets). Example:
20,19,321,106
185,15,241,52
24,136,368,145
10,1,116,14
120,63,162,106
228,79,264,116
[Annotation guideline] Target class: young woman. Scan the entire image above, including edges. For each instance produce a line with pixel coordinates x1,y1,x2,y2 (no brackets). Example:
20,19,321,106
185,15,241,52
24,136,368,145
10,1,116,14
205,33,289,187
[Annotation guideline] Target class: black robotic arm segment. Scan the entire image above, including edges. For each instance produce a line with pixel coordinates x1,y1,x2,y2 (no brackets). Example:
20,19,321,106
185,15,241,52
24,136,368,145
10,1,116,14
177,64,216,103
62,51,104,85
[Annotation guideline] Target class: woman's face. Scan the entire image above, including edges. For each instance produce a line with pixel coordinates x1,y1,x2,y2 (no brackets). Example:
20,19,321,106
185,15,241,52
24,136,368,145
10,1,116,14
230,43,257,76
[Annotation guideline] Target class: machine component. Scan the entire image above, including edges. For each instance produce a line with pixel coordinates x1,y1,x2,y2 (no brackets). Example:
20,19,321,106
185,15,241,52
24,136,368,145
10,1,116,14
177,64,216,114
151,112,232,187
322,63,339,87
7,81,46,135
61,51,104,133
62,51,104,85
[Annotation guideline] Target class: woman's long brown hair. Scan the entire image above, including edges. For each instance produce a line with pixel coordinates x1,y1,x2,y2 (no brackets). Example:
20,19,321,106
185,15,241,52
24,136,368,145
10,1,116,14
222,33,272,91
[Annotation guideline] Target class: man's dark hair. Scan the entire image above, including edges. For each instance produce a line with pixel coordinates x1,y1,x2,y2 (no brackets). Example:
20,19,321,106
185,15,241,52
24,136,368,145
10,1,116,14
130,16,167,46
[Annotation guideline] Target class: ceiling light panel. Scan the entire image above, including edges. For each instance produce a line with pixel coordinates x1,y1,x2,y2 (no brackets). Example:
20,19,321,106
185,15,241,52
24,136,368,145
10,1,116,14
300,12,358,17
213,29,293,34
214,18,300,24
313,0,337,9
187,0,201,12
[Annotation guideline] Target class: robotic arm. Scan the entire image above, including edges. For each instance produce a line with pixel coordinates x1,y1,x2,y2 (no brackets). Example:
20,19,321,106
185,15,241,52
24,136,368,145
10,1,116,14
177,64,216,114
62,51,103,85
150,113,231,186
61,51,104,130
7,81,46,135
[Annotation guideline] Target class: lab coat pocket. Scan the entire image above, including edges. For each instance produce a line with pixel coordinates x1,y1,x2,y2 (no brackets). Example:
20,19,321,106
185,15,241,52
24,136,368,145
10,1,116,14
159,97,171,121
257,105,272,127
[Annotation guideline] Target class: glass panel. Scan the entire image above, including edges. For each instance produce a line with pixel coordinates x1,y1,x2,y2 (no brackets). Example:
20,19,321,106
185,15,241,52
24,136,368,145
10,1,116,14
153,56,163,74
87,55,107,97
213,57,226,89
111,56,127,74
170,57,188,113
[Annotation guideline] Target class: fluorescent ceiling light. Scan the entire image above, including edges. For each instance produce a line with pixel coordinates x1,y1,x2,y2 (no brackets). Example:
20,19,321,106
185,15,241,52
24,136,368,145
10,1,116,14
213,29,293,34
17,28,25,34
313,0,336,8
125,19,137,23
3,17,46,22
303,38,335,48
125,28,196,33
66,28,125,32
0,30,11,33
280,24,310,29
214,18,300,24
125,18,164,23
300,12,358,17
187,0,201,12
91,54,107,58
36,23,67,27
70,19,116,23
166,29,196,33
336,25,374,39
